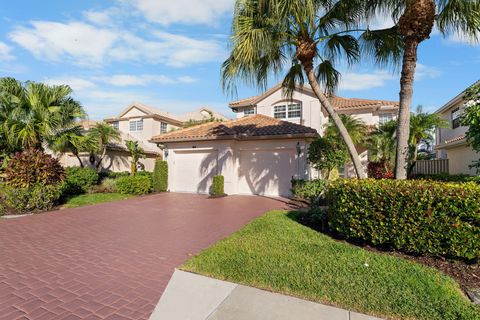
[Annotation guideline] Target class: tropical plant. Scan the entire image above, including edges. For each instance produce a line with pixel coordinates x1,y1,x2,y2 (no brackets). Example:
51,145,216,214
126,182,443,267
88,122,121,171
125,140,145,176
366,120,397,165
324,114,368,146
48,126,98,168
361,0,480,179
222,0,383,178
460,81,480,171
308,136,348,179
0,77,86,151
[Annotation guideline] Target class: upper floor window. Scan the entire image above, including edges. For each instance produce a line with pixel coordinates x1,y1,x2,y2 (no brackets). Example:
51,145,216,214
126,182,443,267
243,107,256,116
274,103,302,119
160,122,168,134
451,108,461,129
111,121,119,130
379,113,394,125
129,119,143,132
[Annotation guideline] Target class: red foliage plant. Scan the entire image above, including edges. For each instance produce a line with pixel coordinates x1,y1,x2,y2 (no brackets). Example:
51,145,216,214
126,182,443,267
367,161,394,179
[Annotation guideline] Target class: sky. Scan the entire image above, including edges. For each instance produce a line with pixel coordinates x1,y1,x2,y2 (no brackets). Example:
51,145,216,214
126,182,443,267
0,0,478,120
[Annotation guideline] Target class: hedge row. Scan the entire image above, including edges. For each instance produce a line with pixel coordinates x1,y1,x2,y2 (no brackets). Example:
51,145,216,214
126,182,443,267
153,160,168,192
327,179,480,261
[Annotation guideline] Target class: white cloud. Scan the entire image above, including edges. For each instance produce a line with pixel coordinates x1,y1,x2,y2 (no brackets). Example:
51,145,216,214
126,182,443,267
444,31,480,46
131,0,234,25
84,9,116,26
339,72,396,91
415,64,441,80
10,21,118,65
44,77,96,92
0,41,14,61
95,74,198,86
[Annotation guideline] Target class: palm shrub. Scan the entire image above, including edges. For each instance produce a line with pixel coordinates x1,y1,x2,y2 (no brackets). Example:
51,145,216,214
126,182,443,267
63,167,99,195
328,179,480,261
212,175,225,197
152,160,168,192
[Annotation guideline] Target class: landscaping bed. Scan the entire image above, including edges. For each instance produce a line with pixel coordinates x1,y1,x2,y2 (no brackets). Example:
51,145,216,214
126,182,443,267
183,210,480,320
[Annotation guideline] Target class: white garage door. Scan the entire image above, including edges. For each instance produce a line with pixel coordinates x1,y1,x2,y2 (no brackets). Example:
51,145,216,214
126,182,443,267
172,150,218,194
238,149,297,197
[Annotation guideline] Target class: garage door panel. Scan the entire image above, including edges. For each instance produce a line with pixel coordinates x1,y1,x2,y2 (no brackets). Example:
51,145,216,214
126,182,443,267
172,150,217,194
238,149,296,196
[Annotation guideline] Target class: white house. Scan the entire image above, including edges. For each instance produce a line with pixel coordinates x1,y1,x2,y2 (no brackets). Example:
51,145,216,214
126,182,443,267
435,81,479,175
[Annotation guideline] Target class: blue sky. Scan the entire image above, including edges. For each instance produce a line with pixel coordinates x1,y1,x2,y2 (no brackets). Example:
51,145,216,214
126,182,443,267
0,0,478,120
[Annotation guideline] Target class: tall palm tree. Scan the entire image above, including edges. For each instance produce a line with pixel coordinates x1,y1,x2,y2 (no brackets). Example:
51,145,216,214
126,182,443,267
89,122,121,171
48,126,98,168
362,0,480,179
0,77,86,150
125,140,145,176
222,0,377,179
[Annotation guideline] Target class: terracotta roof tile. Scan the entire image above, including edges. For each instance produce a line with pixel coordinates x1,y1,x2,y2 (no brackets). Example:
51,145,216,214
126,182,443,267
444,134,466,144
150,114,318,143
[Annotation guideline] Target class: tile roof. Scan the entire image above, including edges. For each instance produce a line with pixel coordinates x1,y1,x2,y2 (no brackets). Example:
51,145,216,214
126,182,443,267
444,134,466,145
150,114,318,143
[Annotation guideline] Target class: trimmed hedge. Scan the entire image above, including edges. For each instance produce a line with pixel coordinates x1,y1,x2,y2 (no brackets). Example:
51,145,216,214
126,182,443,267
116,175,153,195
212,175,224,196
291,179,326,204
411,173,480,184
328,179,480,261
3,183,63,213
152,160,168,192
64,167,99,195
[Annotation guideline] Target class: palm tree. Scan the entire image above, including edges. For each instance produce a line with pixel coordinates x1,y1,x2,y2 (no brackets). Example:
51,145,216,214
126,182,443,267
222,0,376,179
0,77,86,150
366,120,397,165
324,114,368,146
361,0,480,179
125,140,146,176
89,122,121,171
48,126,98,168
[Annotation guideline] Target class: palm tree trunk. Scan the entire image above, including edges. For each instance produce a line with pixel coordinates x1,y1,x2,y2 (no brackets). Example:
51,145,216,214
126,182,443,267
395,39,418,180
73,151,84,168
96,146,107,172
304,65,367,179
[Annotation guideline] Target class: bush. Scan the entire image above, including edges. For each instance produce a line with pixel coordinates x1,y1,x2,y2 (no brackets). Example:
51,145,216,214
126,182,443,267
291,179,326,204
367,161,394,179
328,179,480,261
411,173,480,184
64,167,99,195
4,149,65,188
3,183,63,213
98,171,129,181
89,178,117,193
212,175,225,196
116,175,153,195
153,160,168,192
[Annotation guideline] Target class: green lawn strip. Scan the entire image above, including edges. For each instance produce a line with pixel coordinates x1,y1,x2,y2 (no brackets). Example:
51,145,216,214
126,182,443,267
62,193,133,209
182,210,479,320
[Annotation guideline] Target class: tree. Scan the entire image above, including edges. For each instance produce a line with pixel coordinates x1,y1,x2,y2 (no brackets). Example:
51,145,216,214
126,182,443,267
308,136,348,179
366,120,397,165
0,77,86,150
222,0,379,179
460,82,480,171
362,0,480,179
324,114,368,146
89,122,121,171
125,140,145,176
48,126,98,168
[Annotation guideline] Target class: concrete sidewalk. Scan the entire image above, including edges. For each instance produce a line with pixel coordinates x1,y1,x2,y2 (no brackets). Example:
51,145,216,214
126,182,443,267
149,270,383,320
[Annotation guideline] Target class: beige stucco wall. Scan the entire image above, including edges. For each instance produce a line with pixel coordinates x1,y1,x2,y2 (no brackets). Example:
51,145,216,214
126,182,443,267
443,145,478,175
436,100,468,144
164,139,310,196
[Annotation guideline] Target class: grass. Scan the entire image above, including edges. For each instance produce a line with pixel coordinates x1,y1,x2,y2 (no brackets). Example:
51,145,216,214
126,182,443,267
183,211,480,320
62,193,133,209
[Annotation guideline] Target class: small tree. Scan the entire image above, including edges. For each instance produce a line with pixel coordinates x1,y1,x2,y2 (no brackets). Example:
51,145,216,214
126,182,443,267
308,137,348,180
460,82,480,172
125,140,145,176
89,122,121,171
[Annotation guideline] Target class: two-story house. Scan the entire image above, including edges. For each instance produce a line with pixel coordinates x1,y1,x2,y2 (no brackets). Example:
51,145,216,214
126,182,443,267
149,84,399,197
435,81,479,175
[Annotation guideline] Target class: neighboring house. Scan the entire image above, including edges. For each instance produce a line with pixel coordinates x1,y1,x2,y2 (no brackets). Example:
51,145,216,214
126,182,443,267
435,81,479,175
150,115,318,197
229,84,399,177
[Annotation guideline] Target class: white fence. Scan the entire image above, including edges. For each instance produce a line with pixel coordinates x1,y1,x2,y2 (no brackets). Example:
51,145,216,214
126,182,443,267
411,159,449,175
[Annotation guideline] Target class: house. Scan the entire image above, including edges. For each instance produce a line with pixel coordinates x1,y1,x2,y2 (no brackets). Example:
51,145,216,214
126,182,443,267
435,81,479,175
60,103,228,173
149,84,399,196
229,84,399,177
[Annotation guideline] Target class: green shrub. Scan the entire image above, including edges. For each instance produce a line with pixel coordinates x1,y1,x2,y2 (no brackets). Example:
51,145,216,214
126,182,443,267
116,175,153,195
3,183,63,213
98,171,129,181
4,149,65,188
89,178,117,193
328,179,480,261
212,175,225,196
152,160,168,192
411,173,480,184
291,179,326,204
64,167,99,195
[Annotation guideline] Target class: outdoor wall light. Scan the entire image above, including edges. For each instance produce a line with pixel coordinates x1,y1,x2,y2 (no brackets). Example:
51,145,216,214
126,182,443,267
296,142,302,156
164,146,169,159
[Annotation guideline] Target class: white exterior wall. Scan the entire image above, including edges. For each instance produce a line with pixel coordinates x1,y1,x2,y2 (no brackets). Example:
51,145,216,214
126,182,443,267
446,146,478,175
164,139,310,196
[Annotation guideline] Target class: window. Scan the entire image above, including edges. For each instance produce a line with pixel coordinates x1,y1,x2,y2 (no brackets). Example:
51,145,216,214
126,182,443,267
451,108,461,129
111,121,119,130
160,122,168,134
274,103,302,119
379,113,393,125
129,119,143,132
243,107,255,116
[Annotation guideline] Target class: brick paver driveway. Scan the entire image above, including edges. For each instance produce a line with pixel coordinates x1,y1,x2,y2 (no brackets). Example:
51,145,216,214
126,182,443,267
0,193,286,320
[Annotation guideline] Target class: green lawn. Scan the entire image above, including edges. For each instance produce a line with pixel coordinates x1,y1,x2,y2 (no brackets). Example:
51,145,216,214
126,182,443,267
183,211,480,320
62,193,133,209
